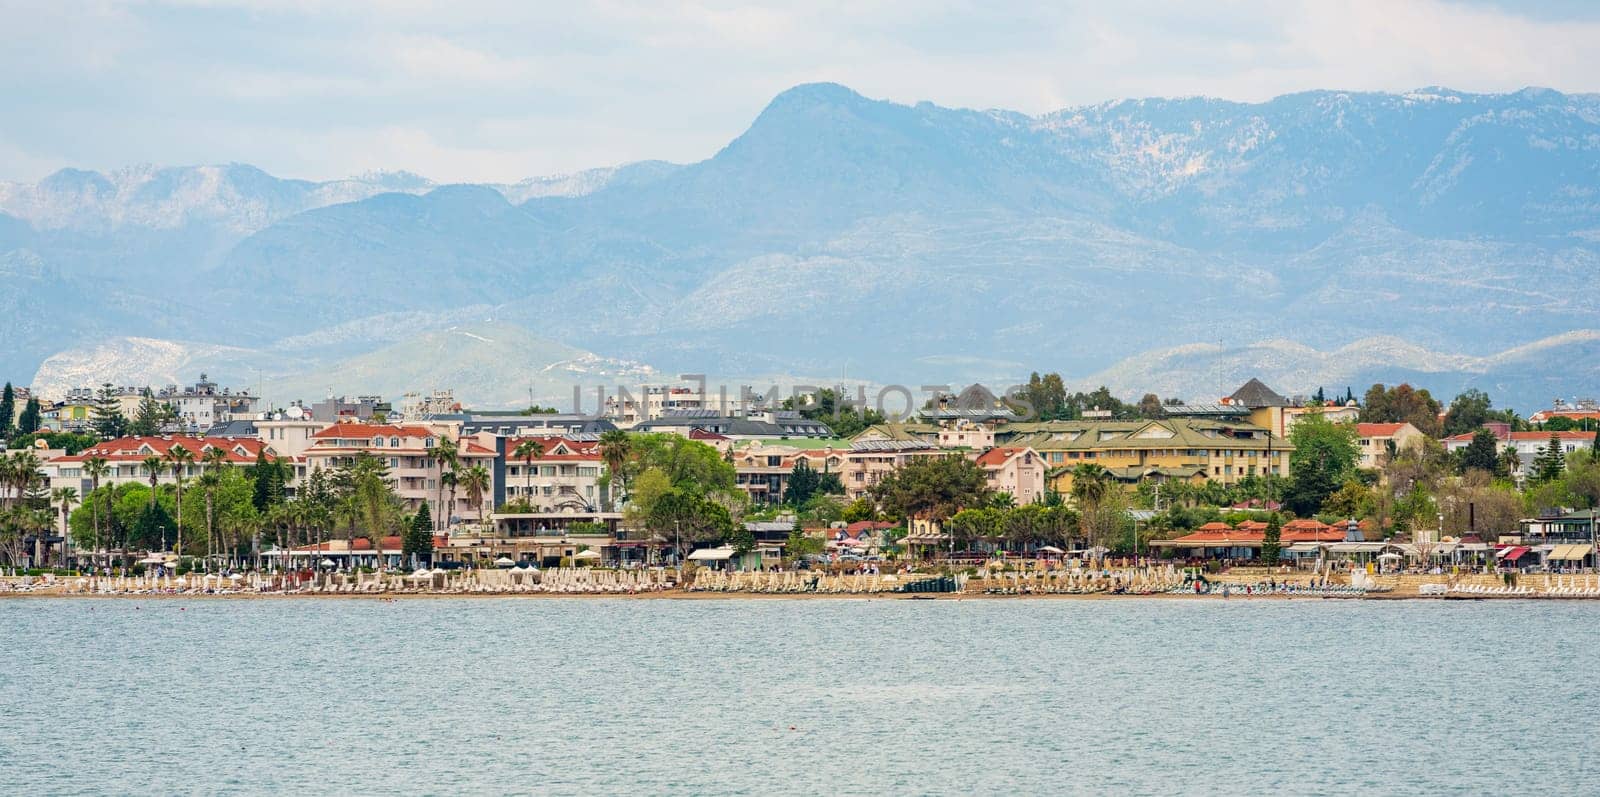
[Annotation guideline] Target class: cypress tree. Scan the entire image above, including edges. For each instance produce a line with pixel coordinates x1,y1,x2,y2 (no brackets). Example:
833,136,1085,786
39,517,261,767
404,501,434,562
0,382,14,438
17,398,41,434
1262,513,1282,565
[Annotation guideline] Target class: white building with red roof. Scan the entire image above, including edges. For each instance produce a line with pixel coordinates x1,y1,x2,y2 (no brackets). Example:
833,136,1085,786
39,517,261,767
44,435,271,498
499,435,609,512
973,446,1046,504
303,421,497,524
1443,428,1596,482
1353,422,1425,469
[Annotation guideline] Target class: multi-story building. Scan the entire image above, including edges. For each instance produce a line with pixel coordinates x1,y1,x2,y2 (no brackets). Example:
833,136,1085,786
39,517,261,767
974,446,1046,504
1442,429,1596,482
1529,398,1600,425
603,385,763,427
1011,417,1291,495
729,443,850,505
1354,422,1426,470
43,435,271,532
156,374,260,432
631,409,835,440
498,435,609,512
302,421,497,525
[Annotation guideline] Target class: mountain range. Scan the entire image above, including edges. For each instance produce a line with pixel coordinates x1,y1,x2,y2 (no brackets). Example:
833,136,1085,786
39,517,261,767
4,83,1599,410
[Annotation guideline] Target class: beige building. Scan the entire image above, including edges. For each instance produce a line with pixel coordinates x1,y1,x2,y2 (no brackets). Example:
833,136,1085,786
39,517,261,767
1354,422,1426,469
303,421,496,526
973,446,1046,504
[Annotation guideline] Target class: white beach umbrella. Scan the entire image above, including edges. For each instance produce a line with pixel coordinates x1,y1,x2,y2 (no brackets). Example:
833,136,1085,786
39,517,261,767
494,557,515,567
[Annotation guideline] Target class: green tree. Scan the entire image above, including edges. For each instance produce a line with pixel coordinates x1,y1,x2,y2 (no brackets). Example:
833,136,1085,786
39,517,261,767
512,438,546,505
460,464,491,522
598,429,633,504
0,382,14,439
126,389,166,437
784,527,824,561
1443,389,1494,437
1284,415,1360,516
870,454,991,524
404,501,434,563
1458,428,1504,476
785,459,821,506
1530,433,1567,483
17,398,42,435
251,450,286,511
1261,513,1282,565
91,383,128,439
1359,383,1442,437
840,497,876,523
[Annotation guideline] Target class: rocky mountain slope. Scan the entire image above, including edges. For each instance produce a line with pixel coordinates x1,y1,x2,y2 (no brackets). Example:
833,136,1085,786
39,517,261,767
7,83,1599,409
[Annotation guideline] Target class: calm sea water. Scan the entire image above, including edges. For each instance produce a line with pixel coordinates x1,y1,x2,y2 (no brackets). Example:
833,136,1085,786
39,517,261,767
1,597,1597,795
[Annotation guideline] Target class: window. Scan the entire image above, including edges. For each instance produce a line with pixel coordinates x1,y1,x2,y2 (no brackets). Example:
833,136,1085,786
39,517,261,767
390,437,400,447
373,437,384,447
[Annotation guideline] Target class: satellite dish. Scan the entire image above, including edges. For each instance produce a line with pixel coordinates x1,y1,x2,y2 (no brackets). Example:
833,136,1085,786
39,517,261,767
284,406,304,421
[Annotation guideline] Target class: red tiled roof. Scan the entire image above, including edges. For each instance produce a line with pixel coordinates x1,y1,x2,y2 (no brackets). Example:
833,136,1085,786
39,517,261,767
1444,429,1597,443
53,436,268,464
1196,521,1234,532
975,446,1028,466
1169,529,1262,545
312,423,436,439
689,428,730,441
1356,423,1407,437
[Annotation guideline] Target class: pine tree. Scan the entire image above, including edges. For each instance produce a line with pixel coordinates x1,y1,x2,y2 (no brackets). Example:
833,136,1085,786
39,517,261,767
91,383,127,439
1261,513,1282,565
0,382,14,438
127,389,165,436
403,501,434,562
18,398,41,434
251,450,285,510
1532,433,1567,483
785,460,821,506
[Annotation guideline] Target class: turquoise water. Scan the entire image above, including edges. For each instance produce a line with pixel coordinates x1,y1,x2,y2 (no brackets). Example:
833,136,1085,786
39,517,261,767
2,597,1597,795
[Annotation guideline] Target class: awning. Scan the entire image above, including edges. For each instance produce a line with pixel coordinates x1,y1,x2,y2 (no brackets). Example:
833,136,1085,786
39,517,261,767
687,547,734,561
1285,542,1325,553
1549,544,1592,561
1327,542,1387,554
1498,546,1530,561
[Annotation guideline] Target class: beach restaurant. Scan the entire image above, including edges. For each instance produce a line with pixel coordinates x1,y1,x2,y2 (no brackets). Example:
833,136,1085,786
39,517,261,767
1150,519,1349,561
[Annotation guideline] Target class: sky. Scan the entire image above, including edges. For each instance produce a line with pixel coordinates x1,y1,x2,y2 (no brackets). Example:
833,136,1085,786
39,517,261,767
3,0,1599,184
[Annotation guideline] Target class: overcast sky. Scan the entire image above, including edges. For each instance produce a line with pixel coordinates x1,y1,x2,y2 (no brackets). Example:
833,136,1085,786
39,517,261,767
3,0,1599,184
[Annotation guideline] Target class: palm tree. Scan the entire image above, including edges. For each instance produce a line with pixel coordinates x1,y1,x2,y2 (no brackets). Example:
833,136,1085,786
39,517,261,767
1070,462,1113,556
598,429,632,506
83,456,109,568
51,487,77,567
460,464,491,525
141,454,163,508
431,437,459,531
164,444,195,557
199,447,230,566
512,439,545,505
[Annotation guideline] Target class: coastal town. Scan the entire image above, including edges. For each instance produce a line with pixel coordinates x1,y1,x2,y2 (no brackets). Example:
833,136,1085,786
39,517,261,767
1,374,1597,599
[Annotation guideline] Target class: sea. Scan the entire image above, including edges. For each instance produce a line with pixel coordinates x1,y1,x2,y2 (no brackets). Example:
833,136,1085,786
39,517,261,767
1,597,1596,795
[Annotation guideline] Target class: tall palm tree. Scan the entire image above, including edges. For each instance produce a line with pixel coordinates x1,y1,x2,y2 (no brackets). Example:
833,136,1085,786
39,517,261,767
142,454,163,508
52,487,77,567
164,444,195,557
460,464,491,525
1070,462,1113,556
199,447,230,566
83,456,109,568
512,439,545,505
197,468,221,568
431,437,459,531
598,429,632,506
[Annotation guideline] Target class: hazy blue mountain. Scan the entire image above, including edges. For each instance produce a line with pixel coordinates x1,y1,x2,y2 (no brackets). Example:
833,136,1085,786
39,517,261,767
7,83,1600,409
